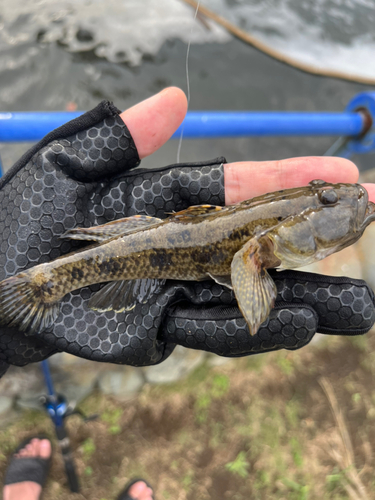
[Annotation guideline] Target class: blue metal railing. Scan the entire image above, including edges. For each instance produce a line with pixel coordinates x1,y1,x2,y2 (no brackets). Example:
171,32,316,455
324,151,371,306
0,110,365,142
174,111,365,138
1,92,375,159
1,91,375,158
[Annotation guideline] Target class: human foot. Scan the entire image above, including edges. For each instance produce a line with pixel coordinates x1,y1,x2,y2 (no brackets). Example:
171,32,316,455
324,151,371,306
118,479,154,500
3,438,52,500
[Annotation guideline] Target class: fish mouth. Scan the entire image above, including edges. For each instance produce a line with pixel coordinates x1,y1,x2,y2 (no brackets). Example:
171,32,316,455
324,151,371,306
355,184,375,230
362,201,375,228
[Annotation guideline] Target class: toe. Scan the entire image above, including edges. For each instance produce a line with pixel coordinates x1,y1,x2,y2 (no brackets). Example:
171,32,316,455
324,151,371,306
16,439,51,460
144,486,154,499
29,440,39,458
39,440,51,460
128,481,154,500
128,481,146,496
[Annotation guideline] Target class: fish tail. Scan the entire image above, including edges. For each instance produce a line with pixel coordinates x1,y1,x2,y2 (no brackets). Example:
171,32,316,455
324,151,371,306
0,273,60,335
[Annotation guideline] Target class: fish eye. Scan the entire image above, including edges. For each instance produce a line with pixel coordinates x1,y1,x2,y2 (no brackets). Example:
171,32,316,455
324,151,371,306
358,186,366,199
319,189,338,205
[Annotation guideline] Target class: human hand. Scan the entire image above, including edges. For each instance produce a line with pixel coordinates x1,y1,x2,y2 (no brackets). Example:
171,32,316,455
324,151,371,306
0,87,373,377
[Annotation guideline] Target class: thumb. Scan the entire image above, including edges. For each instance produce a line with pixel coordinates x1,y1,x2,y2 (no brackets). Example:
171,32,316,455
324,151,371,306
120,87,187,159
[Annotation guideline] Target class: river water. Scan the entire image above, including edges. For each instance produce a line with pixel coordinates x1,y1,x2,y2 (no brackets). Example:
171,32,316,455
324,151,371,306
0,0,374,172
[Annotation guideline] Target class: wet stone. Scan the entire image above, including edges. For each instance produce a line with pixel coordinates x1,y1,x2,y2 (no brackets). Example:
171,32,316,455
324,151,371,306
143,346,206,384
0,396,12,415
98,367,144,399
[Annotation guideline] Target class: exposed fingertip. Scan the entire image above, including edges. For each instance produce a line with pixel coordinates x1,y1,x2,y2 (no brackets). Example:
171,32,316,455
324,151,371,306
120,87,187,159
224,156,359,204
361,183,375,203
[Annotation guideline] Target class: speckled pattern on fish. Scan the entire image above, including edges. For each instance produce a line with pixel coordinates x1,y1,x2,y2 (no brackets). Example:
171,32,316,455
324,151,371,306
0,178,374,340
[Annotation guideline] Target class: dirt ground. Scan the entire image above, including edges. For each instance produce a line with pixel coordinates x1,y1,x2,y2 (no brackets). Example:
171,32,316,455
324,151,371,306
1,331,375,500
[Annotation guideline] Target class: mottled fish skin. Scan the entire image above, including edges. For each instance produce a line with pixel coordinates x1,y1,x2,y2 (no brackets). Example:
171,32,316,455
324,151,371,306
0,180,374,335
40,181,371,298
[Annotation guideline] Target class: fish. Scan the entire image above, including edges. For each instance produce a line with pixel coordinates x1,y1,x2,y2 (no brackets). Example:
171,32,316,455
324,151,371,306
0,179,374,337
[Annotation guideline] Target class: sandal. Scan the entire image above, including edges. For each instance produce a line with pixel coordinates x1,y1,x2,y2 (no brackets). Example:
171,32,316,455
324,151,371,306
4,436,52,493
117,478,155,500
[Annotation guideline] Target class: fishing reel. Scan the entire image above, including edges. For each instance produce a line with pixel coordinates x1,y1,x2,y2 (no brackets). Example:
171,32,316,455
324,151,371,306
39,393,98,423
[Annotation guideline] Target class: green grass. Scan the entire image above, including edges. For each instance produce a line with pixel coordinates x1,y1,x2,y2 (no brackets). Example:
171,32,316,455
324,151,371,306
81,437,96,460
225,451,250,478
101,407,123,434
1,334,375,499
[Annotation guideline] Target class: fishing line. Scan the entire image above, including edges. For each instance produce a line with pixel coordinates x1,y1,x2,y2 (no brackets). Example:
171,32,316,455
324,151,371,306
177,0,201,163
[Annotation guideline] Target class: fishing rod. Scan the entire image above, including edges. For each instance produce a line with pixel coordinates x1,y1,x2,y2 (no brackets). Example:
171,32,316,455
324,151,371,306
40,359,80,493
40,359,99,492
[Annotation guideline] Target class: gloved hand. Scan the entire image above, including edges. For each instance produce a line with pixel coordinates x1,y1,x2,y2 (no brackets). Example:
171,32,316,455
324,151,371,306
0,88,373,377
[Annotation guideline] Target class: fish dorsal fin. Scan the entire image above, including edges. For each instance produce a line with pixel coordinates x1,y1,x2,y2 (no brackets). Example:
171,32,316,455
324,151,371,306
62,215,163,243
231,237,277,336
169,204,229,223
88,278,166,312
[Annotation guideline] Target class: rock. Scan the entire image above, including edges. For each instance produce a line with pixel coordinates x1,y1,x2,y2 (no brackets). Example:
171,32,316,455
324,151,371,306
76,28,94,42
0,396,17,426
1,365,46,411
51,354,99,406
206,353,233,367
0,365,44,398
98,367,145,399
15,354,99,410
0,396,12,415
16,393,45,411
54,376,97,407
143,345,206,384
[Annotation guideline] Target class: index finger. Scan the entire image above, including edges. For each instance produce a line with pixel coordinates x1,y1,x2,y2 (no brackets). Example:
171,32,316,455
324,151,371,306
224,157,359,205
361,183,375,203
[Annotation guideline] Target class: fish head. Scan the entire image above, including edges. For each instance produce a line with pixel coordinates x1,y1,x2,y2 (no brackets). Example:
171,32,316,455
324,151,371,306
305,179,375,253
268,180,375,269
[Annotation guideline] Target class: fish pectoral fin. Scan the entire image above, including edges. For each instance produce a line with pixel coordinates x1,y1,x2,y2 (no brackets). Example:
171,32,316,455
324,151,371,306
61,215,163,243
231,238,277,336
0,274,60,335
88,278,166,312
208,273,233,289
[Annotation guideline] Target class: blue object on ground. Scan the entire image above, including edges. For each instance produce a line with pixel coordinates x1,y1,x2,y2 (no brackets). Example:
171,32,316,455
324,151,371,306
41,359,65,425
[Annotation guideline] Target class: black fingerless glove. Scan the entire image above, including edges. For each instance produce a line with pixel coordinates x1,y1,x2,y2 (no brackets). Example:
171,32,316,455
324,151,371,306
159,271,374,356
0,101,373,377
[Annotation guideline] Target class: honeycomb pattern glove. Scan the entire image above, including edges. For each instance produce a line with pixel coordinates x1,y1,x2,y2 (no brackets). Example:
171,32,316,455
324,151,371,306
0,100,374,377
159,271,375,357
